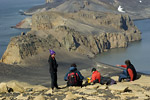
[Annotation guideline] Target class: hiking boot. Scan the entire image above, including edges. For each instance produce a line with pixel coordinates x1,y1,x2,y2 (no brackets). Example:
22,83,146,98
56,87,61,89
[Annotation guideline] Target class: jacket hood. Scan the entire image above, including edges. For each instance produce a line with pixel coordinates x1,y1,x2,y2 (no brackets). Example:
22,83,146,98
69,67,77,71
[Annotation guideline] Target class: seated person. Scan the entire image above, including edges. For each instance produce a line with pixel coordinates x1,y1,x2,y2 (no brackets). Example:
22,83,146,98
90,68,101,84
64,63,84,86
116,60,137,82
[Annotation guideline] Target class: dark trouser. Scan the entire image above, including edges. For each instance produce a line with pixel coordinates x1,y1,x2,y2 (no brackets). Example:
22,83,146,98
50,72,58,89
119,70,130,82
93,79,99,84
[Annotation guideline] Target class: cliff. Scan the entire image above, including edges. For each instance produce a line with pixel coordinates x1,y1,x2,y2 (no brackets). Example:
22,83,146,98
1,11,141,64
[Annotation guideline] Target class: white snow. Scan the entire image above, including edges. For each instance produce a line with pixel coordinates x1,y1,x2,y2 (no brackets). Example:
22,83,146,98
139,0,142,3
118,5,125,13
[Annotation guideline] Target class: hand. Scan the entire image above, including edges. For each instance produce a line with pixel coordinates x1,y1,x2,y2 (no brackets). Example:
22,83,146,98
116,64,121,67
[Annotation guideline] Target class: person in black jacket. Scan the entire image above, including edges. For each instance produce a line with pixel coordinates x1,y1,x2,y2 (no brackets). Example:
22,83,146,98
48,49,59,90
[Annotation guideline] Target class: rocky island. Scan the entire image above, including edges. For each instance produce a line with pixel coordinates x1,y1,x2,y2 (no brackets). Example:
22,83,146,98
1,10,141,64
0,0,149,100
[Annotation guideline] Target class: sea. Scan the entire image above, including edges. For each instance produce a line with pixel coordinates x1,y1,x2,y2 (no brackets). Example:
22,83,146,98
95,19,150,74
0,0,44,57
0,0,150,74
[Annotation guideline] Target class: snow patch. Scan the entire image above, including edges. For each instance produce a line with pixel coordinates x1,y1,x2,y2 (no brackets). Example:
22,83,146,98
139,0,142,3
118,5,125,13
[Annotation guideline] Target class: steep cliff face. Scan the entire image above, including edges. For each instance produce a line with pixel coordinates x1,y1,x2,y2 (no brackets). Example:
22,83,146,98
1,33,60,64
1,11,141,64
31,11,141,55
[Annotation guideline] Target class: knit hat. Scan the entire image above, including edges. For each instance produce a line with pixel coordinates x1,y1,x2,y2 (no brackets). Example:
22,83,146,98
71,63,77,67
49,49,56,55
91,68,96,72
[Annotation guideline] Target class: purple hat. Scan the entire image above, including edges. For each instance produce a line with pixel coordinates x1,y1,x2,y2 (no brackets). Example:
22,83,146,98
49,49,56,55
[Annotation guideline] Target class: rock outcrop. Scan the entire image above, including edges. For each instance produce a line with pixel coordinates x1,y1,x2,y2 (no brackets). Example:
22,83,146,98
15,17,32,29
1,11,141,64
1,33,60,64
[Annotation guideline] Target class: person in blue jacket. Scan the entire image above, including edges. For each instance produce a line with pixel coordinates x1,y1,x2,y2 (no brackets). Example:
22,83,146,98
64,63,84,86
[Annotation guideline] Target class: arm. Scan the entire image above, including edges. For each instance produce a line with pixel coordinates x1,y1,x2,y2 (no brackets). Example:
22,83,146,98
64,72,69,81
77,71,84,80
48,56,53,73
91,74,96,83
121,65,127,68
128,68,133,81
116,64,127,68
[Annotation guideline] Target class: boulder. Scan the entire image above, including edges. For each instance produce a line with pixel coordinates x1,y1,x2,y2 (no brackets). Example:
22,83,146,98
63,92,77,100
16,94,29,100
77,88,97,95
0,83,8,93
85,84,100,89
34,95,45,100
45,89,53,94
32,85,48,92
97,85,107,90
68,86,81,90
7,82,24,93
109,84,129,92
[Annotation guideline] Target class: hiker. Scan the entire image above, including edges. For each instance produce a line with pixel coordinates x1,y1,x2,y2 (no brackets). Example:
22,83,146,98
116,60,137,82
90,68,101,84
48,49,60,90
64,63,84,86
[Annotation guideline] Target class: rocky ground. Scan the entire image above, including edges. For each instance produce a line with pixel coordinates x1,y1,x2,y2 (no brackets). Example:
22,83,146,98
0,60,150,100
0,70,150,100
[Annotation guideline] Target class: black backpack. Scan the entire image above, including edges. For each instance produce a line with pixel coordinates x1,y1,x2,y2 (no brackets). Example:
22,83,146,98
67,71,79,86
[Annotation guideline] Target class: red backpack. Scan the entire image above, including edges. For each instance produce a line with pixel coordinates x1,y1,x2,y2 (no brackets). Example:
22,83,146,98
67,71,79,86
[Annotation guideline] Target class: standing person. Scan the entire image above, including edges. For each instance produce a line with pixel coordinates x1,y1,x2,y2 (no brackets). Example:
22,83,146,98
116,60,137,82
64,63,84,87
48,49,59,90
90,68,101,84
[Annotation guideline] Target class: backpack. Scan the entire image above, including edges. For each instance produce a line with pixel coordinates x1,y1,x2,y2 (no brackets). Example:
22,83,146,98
106,79,117,85
67,71,79,86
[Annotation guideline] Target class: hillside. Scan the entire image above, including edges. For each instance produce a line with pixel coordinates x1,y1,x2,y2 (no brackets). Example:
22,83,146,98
24,0,150,20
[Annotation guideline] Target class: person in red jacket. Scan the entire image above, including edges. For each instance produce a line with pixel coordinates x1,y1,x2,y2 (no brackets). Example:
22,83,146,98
116,60,137,82
91,68,101,84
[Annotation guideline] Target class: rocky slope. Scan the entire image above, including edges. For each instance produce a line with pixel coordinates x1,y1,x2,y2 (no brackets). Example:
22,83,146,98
0,74,150,100
1,11,141,64
24,0,150,20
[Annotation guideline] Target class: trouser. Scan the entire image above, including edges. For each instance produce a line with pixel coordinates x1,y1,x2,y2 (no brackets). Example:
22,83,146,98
118,70,130,82
93,79,99,84
50,72,58,89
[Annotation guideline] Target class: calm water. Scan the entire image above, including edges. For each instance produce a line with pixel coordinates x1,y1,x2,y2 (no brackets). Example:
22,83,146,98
95,19,150,74
0,0,44,58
